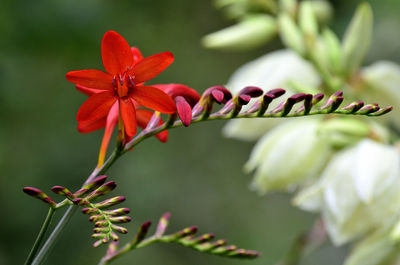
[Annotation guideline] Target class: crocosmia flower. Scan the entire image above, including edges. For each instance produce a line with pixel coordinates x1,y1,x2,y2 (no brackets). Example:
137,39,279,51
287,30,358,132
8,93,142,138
66,31,179,166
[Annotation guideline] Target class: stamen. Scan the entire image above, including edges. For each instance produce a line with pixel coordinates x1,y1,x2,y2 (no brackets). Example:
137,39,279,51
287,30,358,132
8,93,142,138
112,77,117,87
118,76,124,86
129,76,135,87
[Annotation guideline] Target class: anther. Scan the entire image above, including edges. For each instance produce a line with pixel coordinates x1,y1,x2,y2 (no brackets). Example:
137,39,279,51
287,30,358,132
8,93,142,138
129,76,135,87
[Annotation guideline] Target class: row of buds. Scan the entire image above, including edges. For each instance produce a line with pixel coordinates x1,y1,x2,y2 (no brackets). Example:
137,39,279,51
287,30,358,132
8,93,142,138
24,175,131,248
193,86,392,120
126,86,391,152
103,212,260,261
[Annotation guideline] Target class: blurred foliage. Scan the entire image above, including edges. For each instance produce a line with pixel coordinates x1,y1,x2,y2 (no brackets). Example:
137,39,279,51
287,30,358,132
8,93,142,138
0,0,398,264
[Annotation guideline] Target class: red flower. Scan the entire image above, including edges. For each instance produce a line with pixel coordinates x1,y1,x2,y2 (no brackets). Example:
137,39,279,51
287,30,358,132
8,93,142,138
66,31,177,166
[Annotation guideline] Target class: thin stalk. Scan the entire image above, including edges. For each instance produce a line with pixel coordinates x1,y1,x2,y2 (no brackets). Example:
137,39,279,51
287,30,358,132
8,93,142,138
29,149,122,265
31,206,76,265
24,207,55,265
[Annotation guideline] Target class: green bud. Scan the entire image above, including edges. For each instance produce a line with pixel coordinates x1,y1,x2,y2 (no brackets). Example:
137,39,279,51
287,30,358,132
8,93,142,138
308,0,333,24
278,13,305,55
279,0,297,17
299,1,318,37
318,117,371,149
202,15,277,51
321,28,342,75
342,3,373,75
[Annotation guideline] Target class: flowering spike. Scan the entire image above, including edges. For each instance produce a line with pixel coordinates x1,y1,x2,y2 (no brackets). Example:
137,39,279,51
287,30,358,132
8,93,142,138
23,187,57,208
85,181,117,201
74,175,108,197
155,212,171,237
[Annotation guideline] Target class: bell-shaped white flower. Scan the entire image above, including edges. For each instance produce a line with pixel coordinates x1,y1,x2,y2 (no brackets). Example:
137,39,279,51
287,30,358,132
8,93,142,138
361,61,400,129
294,139,400,246
222,49,320,141
344,224,397,265
246,118,331,194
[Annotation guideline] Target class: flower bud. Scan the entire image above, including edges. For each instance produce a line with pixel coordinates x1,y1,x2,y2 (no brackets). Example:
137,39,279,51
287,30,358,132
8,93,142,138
278,13,305,55
202,15,277,51
342,3,373,75
308,0,333,25
246,118,331,193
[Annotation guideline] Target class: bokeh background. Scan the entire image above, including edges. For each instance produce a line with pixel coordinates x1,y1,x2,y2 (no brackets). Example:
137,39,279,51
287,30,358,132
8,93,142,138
0,0,399,264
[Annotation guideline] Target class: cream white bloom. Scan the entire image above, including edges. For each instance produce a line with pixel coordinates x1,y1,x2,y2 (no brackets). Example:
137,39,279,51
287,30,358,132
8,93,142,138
246,118,331,194
361,61,400,129
294,139,400,246
222,49,320,141
344,224,397,265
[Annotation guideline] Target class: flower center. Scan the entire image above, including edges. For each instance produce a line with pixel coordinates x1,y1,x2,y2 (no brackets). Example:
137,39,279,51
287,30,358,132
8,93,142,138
113,73,135,98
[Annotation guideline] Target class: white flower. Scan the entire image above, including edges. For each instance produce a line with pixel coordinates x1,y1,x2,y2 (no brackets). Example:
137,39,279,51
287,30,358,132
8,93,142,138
344,224,397,265
222,49,320,141
294,139,400,245
361,61,400,129
246,118,331,194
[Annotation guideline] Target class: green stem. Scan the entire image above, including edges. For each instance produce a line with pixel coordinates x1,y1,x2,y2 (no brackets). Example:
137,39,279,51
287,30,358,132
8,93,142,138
24,207,55,265
29,149,122,265
31,206,77,265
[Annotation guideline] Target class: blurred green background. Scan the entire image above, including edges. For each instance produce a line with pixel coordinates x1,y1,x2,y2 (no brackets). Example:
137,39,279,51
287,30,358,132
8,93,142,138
0,0,399,264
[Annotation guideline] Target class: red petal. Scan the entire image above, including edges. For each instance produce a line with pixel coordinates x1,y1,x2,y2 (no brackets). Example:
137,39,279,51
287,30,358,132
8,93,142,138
77,91,117,122
136,109,168,142
153,84,200,106
131,47,143,65
76,85,107,96
66,70,114,90
101,31,134,75
175,96,192,127
78,117,106,133
130,85,176,114
98,101,119,166
119,98,137,137
130,52,174,84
